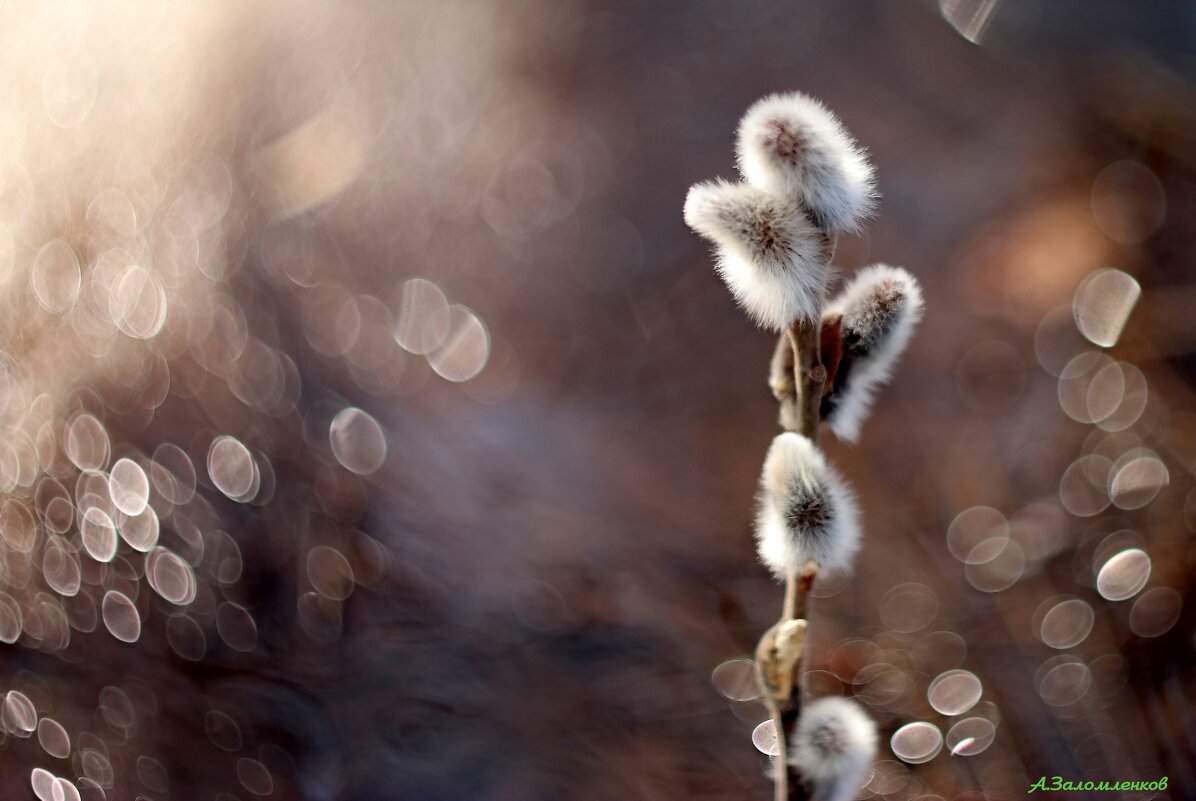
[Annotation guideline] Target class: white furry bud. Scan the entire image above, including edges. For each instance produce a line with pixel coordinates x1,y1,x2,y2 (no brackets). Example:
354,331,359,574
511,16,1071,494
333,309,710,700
755,433,861,576
684,179,828,330
822,265,924,443
736,92,876,234
791,697,877,801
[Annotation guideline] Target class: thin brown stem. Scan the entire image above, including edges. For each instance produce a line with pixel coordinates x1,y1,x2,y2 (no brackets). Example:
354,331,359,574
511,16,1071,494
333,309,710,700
787,317,826,438
782,571,798,621
754,617,807,801
781,563,819,799
770,332,800,432
778,314,827,799
781,561,817,622
791,561,818,620
758,233,836,801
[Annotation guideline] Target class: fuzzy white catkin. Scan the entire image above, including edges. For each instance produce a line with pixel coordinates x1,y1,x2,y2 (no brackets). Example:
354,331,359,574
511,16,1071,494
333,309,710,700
755,432,861,576
684,179,828,330
791,697,877,801
823,264,924,443
736,92,876,234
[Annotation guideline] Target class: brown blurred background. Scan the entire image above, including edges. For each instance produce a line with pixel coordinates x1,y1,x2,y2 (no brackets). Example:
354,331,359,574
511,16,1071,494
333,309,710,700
0,1,1193,799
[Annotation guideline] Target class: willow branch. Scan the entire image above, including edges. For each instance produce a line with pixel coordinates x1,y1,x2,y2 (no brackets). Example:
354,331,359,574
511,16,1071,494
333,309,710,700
787,317,826,438
770,332,799,432
779,564,819,799
755,388,820,796
757,233,835,801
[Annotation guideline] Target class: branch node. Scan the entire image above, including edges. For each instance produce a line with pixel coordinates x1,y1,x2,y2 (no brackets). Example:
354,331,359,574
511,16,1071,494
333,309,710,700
755,618,809,704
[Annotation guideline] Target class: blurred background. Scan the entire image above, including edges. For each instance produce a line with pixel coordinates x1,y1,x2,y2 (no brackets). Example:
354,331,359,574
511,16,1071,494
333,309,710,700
0,0,1193,799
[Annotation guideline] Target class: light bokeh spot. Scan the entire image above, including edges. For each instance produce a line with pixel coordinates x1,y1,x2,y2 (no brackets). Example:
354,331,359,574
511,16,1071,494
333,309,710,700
891,721,942,764
395,278,450,355
101,590,141,643
167,613,207,661
927,669,983,715
1058,455,1112,517
1035,656,1091,707
206,710,243,752
146,547,198,606
1096,548,1151,601
307,545,355,600
208,436,257,501
31,769,55,801
711,658,761,702
1072,269,1140,347
4,690,37,734
947,506,1008,563
109,458,150,516
1108,454,1168,510
1038,598,1094,649
80,507,118,563
110,264,168,339
751,718,780,756
879,583,939,633
939,0,1002,44
963,538,1025,592
31,239,81,314
329,408,387,475
427,305,490,382
65,415,110,473
216,602,258,652
946,717,996,756
236,757,274,796
1129,587,1181,638
118,506,160,552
